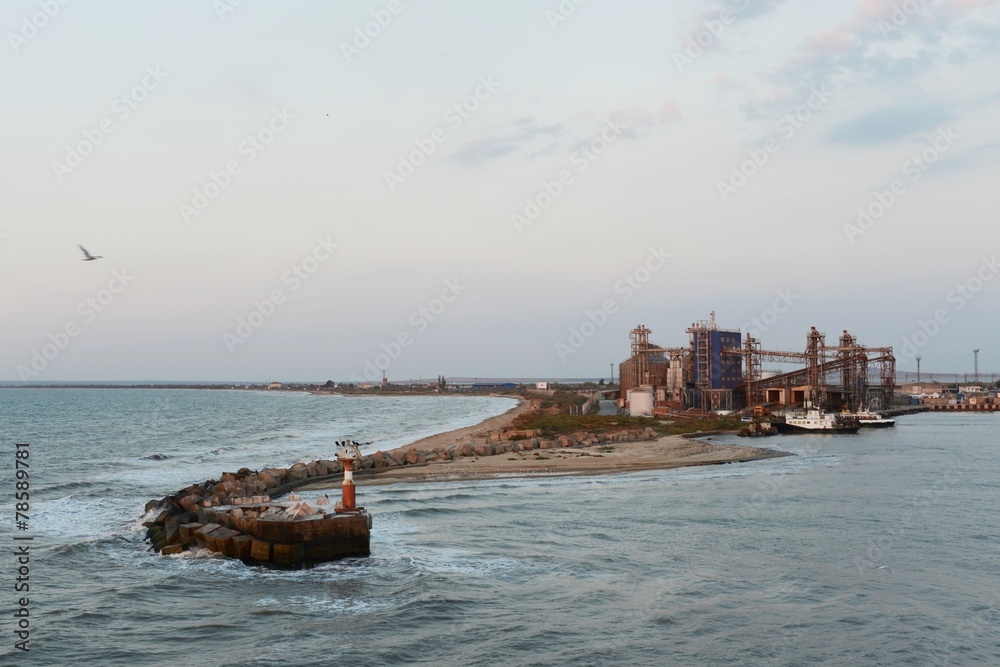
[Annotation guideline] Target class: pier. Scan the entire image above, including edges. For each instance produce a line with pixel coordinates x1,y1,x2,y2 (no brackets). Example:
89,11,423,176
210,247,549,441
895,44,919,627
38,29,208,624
145,442,371,568
924,403,999,412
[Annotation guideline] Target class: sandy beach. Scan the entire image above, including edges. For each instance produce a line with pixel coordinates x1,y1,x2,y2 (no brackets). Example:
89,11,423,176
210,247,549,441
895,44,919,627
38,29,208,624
351,435,789,485
400,395,538,451
298,396,790,488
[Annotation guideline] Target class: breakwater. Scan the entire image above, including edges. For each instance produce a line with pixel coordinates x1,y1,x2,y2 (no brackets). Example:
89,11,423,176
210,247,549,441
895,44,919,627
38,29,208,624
142,425,661,563
142,457,372,567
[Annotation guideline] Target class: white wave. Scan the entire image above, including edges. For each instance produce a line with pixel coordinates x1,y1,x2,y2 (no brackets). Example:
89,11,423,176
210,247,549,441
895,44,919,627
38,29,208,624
253,594,394,617
32,495,140,542
405,546,532,579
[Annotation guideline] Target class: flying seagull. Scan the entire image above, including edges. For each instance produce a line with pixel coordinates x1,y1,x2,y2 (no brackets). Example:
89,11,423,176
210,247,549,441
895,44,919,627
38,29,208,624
78,244,103,261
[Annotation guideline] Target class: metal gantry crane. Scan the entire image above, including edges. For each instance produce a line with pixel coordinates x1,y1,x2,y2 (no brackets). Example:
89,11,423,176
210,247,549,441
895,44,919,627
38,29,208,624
723,327,896,410
622,325,686,406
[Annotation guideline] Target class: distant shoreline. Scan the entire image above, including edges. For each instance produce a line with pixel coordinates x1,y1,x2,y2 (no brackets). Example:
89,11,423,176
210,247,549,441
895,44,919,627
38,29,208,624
0,383,261,390
8,381,787,486
0,383,510,396
396,396,533,450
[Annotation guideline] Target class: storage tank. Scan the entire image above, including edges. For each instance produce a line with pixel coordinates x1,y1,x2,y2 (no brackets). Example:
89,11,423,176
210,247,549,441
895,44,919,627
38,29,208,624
629,389,654,417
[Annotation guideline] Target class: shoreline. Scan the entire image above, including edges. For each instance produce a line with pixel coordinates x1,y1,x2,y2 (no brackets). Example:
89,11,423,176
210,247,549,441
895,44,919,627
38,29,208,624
397,395,535,451
375,396,789,486
356,438,790,486
300,426,790,489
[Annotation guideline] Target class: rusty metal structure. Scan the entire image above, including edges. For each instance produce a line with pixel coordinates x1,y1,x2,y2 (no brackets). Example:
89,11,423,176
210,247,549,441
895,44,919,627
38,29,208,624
618,325,667,399
724,327,896,410
619,318,897,413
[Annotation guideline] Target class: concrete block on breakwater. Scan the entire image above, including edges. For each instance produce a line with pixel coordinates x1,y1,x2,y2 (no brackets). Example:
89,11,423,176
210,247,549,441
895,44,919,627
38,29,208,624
140,424,660,565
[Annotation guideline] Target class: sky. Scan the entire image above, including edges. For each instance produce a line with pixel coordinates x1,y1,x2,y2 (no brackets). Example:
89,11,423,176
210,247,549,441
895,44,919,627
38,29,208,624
2,0,999,382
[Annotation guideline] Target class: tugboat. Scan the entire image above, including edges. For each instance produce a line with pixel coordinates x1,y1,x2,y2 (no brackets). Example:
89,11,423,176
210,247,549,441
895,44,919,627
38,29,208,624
854,408,896,428
738,406,778,437
774,403,860,434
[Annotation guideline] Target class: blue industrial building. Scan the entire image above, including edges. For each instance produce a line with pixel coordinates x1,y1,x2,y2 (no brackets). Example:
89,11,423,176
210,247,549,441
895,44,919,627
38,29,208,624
688,314,743,411
693,330,743,389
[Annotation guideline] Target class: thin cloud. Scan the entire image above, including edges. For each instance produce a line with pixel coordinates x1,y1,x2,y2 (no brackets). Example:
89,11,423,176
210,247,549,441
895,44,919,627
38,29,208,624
610,100,682,139
730,0,1000,122
679,0,791,50
449,100,680,165
448,117,564,165
525,142,560,160
827,104,955,144
777,0,998,90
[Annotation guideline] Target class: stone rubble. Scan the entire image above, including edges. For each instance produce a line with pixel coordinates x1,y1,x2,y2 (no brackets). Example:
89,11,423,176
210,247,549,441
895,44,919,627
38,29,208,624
141,426,659,555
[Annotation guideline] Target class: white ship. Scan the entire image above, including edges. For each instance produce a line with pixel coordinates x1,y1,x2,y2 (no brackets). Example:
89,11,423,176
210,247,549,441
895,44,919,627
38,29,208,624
854,408,895,428
775,406,860,434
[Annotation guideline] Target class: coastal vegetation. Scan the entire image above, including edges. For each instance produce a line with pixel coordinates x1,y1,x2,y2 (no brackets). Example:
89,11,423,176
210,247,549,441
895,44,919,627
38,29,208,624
512,410,741,438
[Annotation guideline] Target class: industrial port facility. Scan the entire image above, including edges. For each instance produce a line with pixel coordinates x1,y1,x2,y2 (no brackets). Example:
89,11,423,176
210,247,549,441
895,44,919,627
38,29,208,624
618,312,897,416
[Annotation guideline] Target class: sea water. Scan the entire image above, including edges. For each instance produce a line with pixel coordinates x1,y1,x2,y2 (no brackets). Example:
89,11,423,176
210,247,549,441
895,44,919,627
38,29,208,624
1,389,998,666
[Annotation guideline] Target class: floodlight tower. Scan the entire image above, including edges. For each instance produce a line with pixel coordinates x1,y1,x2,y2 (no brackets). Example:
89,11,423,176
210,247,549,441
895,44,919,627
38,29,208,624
974,349,980,383
916,356,921,384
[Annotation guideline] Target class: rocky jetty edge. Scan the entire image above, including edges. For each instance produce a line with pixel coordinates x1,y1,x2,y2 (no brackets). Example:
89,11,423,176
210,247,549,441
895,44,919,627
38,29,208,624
141,455,371,567
140,424,665,564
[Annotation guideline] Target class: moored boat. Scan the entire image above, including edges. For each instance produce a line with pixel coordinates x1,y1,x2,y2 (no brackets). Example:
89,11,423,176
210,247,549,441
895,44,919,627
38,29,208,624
774,407,860,434
854,408,895,428
738,406,778,437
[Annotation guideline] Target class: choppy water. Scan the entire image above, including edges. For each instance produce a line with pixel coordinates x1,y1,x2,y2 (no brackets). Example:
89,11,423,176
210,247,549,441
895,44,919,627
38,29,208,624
2,389,999,666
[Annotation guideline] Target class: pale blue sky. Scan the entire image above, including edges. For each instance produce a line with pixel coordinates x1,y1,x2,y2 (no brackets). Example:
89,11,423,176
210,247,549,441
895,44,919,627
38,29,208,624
2,0,999,381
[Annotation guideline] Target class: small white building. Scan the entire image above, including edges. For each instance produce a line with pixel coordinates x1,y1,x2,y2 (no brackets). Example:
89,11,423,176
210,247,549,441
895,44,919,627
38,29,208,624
627,388,654,417
536,382,549,390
